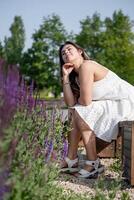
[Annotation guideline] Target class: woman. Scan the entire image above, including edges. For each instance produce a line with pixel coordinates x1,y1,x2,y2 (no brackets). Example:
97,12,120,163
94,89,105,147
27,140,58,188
59,41,134,178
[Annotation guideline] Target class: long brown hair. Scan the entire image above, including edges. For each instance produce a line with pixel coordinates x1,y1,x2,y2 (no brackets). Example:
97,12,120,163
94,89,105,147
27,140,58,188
59,41,90,99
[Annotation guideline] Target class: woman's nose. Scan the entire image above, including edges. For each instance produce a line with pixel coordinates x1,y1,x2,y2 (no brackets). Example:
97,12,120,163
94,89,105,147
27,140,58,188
64,49,69,54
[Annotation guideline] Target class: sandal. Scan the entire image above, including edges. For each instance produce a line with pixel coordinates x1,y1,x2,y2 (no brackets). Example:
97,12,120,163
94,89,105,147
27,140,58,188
76,158,104,178
60,157,79,173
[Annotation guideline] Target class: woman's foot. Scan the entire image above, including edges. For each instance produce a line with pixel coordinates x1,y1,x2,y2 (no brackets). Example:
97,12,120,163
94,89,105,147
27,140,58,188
60,157,79,173
74,158,104,178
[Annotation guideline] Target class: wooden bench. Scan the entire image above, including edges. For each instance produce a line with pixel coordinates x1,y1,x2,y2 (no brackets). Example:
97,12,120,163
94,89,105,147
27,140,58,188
119,121,134,186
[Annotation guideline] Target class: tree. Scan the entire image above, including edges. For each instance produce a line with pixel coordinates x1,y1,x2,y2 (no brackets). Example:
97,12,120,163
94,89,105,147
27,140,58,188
75,10,134,84
75,13,103,59
4,16,25,65
99,10,134,84
21,14,69,97
0,41,4,58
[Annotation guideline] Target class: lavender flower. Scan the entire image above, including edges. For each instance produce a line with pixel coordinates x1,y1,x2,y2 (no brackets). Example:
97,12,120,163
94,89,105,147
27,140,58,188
0,170,10,200
45,140,53,163
44,137,49,149
61,138,68,160
0,185,10,200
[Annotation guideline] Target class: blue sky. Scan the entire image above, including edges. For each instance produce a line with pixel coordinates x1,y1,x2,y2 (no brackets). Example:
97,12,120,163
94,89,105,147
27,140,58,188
0,0,134,50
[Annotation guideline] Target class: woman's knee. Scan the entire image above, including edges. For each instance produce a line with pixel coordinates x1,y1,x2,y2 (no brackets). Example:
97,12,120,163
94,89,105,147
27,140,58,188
73,110,91,131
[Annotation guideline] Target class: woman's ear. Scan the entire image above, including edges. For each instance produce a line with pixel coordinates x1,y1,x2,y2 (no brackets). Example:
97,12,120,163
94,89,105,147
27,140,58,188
78,49,82,55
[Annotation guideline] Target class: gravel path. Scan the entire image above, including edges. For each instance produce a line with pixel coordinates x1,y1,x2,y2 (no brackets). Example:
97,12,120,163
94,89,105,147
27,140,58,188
55,158,134,199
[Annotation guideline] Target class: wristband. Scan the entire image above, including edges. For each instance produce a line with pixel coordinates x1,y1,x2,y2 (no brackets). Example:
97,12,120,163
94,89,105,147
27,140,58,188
63,82,70,85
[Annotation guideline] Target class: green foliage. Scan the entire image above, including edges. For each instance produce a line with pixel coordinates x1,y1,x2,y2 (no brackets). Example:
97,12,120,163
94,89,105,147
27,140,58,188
0,65,87,199
109,158,122,173
75,10,134,84
0,41,4,58
21,14,69,97
121,192,131,200
93,176,121,200
100,10,134,84
4,16,25,65
76,12,103,58
1,103,88,200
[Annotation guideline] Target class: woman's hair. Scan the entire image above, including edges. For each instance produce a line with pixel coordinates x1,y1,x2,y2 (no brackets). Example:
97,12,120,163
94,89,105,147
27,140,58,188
59,41,90,99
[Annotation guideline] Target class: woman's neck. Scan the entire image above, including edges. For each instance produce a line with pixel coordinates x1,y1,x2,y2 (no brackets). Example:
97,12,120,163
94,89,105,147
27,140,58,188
73,57,84,74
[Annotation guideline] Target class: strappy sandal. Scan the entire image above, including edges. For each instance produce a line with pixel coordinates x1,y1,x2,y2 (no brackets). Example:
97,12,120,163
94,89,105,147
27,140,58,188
60,157,79,173
76,158,104,178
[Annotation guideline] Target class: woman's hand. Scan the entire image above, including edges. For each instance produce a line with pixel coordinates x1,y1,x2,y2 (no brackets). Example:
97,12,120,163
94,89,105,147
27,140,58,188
62,63,74,76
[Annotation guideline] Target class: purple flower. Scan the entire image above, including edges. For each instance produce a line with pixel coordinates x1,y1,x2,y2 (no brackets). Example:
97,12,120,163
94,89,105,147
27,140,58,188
44,137,49,148
0,185,10,200
61,138,68,160
45,140,53,162
0,169,10,200
29,80,34,97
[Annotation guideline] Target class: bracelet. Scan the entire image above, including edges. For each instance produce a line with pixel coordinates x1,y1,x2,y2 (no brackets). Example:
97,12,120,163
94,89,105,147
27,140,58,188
63,82,70,85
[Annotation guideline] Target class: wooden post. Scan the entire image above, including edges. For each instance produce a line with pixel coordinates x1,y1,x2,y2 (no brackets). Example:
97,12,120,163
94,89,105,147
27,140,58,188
119,121,134,186
131,122,134,185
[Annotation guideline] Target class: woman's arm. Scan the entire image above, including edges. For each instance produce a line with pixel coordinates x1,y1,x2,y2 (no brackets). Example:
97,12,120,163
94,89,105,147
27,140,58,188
63,75,77,106
78,62,94,106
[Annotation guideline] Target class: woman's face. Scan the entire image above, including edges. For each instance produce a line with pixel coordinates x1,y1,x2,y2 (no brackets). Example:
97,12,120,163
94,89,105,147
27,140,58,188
61,44,82,63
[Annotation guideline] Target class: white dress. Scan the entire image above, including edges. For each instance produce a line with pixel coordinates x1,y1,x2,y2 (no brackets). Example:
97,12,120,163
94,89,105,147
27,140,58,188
70,70,134,142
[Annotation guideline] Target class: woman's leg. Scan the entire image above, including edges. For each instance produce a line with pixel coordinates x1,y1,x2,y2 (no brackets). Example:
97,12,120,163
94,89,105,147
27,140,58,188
81,130,97,161
67,109,81,159
61,109,81,168
67,126,81,160
73,110,98,172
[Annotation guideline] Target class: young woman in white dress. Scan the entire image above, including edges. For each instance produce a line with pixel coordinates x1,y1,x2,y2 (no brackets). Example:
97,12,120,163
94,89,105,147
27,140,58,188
59,41,134,178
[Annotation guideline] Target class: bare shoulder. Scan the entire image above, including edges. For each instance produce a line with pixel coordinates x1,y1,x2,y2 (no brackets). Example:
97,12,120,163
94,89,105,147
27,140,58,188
88,60,109,71
80,60,109,81
80,60,95,73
